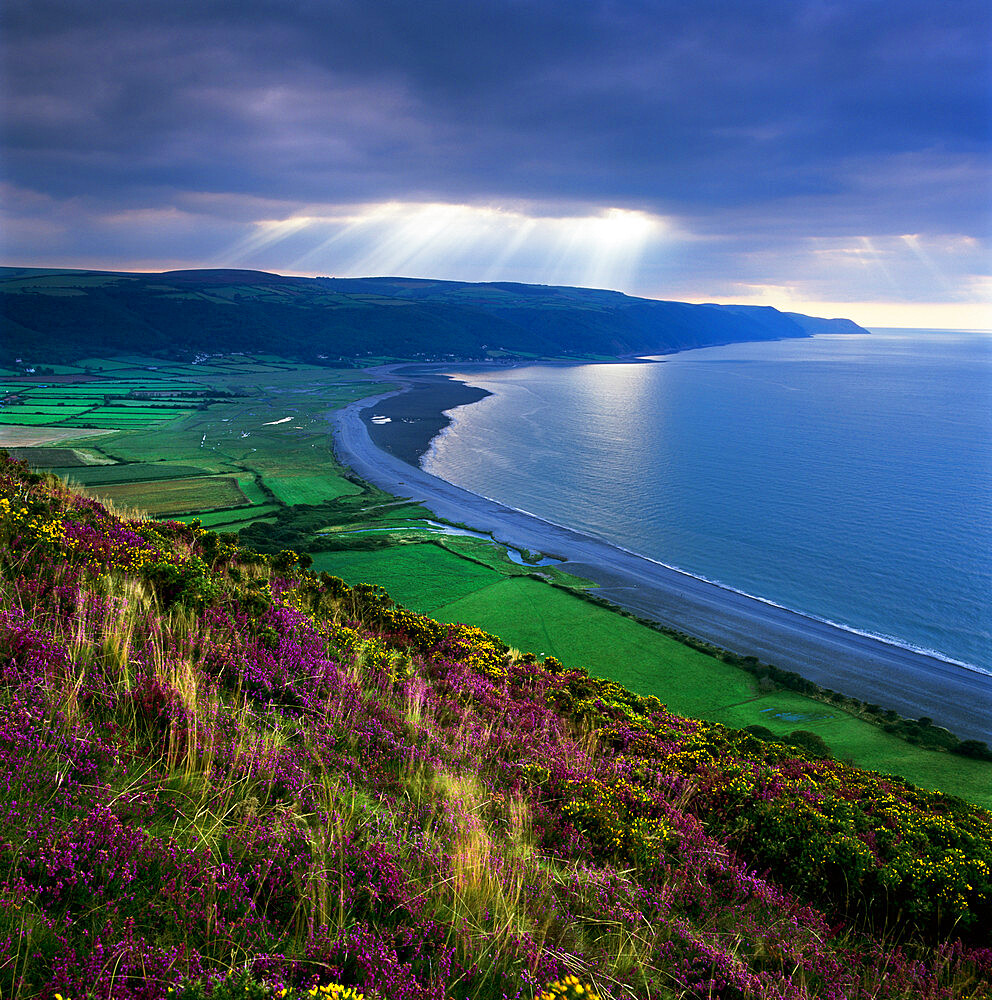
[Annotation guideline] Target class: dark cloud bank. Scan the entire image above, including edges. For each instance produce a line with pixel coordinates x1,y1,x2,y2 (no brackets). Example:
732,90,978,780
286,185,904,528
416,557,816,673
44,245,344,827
1,0,989,313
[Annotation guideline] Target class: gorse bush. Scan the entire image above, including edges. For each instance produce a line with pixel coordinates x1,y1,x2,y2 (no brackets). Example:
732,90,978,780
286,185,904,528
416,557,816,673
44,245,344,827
0,451,990,999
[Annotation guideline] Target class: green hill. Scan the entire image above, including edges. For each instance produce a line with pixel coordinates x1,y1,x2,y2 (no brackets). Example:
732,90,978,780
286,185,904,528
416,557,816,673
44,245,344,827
0,267,868,366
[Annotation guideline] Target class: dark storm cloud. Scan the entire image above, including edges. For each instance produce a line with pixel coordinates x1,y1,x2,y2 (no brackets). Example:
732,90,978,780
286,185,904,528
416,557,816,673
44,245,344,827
1,0,989,317
3,1,988,217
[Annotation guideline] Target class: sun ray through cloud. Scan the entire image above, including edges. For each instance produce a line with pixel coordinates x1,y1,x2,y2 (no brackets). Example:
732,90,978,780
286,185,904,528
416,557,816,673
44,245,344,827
233,201,669,290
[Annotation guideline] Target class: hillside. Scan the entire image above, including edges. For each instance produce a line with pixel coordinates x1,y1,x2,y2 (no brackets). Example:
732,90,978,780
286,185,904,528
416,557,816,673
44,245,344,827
0,268,868,366
1,452,990,1000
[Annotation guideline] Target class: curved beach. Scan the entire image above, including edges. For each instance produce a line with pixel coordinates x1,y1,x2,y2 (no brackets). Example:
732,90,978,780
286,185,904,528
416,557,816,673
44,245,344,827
333,367,992,744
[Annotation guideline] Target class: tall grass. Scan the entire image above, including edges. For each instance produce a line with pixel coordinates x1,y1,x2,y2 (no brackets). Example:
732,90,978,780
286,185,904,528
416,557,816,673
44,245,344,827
1,458,990,999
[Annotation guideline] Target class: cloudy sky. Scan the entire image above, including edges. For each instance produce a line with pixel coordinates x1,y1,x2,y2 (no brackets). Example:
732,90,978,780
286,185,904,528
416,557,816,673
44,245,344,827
2,0,989,327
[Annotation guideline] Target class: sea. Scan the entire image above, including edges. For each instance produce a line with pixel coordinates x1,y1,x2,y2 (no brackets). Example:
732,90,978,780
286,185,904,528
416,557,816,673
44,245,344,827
423,329,992,674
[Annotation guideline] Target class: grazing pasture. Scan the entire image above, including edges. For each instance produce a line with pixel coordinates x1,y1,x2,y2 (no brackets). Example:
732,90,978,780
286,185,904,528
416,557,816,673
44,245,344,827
0,413,69,425
51,462,208,485
83,475,247,515
312,541,504,612
0,404,93,414
267,473,363,504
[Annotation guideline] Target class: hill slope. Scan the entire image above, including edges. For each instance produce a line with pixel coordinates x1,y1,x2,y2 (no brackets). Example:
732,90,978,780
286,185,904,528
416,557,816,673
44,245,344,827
0,453,989,999
0,267,868,365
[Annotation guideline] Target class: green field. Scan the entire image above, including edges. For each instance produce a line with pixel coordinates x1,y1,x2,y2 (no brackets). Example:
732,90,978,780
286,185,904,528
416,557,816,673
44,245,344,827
97,402,194,410
0,405,93,416
64,407,192,422
21,395,108,404
51,463,208,485
60,418,171,428
0,401,91,410
84,476,248,515
235,475,270,506
266,474,362,505
313,542,505,612
314,542,992,807
0,413,67,425
17,387,109,396
173,504,284,528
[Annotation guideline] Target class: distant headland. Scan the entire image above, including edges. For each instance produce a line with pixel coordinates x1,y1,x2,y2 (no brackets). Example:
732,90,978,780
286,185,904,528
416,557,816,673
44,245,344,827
0,266,868,366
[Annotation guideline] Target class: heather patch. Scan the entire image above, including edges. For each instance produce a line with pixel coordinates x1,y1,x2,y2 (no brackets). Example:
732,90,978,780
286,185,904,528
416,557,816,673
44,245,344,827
0,453,989,999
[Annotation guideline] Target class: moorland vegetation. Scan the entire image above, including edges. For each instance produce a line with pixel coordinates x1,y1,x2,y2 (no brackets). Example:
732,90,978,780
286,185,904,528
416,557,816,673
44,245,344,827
1,453,991,999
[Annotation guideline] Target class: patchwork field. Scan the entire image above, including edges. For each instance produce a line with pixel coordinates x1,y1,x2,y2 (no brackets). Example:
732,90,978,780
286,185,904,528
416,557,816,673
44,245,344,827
83,475,247,515
0,358,390,527
0,376,202,429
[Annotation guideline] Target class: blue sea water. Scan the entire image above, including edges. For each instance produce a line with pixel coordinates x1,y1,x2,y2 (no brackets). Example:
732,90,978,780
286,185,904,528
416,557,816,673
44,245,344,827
423,329,992,672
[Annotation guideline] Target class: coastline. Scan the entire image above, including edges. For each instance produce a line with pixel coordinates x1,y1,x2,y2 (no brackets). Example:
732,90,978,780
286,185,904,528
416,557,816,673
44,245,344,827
335,364,992,744
361,370,492,466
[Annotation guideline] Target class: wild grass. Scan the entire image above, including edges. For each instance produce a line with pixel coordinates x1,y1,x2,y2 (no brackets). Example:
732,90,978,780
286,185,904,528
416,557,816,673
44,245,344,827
1,456,991,999
340,556,992,808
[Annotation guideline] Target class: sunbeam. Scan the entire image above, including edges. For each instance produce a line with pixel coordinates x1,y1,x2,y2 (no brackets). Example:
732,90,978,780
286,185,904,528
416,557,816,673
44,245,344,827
242,201,669,291
218,215,317,266
900,234,955,294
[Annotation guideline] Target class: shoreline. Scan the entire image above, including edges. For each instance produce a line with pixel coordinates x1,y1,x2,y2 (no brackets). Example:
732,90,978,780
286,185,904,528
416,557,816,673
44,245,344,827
335,364,992,744
361,370,492,467
359,356,664,465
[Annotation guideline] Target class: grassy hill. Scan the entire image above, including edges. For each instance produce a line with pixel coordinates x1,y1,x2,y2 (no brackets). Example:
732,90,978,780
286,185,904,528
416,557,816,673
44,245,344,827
1,452,990,1000
0,267,868,367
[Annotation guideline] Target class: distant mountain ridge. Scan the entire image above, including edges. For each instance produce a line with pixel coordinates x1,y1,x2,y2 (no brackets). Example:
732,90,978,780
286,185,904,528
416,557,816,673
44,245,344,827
0,266,869,364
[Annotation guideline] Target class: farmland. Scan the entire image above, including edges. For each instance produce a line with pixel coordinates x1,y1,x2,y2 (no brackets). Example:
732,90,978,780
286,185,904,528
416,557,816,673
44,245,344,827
0,354,385,525
0,375,202,430
82,476,248,515
266,472,363,505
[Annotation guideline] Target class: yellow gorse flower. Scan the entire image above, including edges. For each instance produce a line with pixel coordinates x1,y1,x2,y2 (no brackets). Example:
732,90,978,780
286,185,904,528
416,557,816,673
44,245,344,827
303,985,365,1000
537,976,602,1000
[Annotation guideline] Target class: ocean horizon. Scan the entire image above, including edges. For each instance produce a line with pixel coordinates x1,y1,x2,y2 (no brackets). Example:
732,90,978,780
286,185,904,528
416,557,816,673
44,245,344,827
422,328,992,674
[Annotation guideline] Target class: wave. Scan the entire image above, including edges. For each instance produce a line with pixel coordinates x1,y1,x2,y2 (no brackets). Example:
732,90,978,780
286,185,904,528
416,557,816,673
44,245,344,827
619,549,992,677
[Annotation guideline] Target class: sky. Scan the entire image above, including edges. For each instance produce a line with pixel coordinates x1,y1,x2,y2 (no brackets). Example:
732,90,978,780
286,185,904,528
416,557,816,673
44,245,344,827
1,0,990,329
